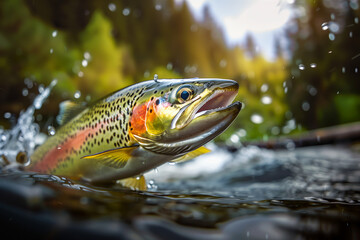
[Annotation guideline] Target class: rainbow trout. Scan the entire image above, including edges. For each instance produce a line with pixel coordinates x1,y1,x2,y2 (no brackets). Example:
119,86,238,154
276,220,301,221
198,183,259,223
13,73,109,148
27,79,242,190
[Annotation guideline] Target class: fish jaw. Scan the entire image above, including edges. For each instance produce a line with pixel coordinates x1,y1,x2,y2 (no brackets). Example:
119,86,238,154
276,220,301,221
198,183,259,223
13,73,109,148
171,79,239,130
133,79,242,155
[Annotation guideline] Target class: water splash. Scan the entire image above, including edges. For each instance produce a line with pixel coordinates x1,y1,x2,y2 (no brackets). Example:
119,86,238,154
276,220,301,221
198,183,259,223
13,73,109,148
0,79,57,167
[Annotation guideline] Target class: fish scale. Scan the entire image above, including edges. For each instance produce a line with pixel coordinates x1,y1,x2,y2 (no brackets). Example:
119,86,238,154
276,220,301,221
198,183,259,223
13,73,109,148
29,83,149,176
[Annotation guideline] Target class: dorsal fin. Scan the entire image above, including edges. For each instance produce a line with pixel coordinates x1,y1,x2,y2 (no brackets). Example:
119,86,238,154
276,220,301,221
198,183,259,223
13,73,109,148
171,146,211,163
57,100,87,125
80,146,138,169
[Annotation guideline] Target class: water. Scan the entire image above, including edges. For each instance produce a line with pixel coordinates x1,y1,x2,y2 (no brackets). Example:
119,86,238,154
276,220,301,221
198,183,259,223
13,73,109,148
0,87,360,239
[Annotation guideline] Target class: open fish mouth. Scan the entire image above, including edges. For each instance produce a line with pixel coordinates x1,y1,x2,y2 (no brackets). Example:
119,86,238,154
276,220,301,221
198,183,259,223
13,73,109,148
150,79,242,155
171,79,241,130
193,87,240,119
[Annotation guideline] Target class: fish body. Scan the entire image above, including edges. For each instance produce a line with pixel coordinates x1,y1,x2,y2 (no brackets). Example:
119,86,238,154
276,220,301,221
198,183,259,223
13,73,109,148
27,79,242,190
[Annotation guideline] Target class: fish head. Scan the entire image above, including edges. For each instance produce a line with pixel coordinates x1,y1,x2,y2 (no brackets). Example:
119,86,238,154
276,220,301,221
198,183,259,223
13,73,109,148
129,78,242,155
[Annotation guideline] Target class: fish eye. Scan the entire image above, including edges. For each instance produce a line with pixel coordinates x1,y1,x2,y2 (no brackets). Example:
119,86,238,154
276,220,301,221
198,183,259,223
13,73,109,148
176,87,194,103
180,89,190,100
169,85,195,104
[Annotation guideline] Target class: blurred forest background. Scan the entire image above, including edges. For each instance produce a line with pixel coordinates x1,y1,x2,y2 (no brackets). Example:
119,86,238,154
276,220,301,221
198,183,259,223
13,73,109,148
0,0,359,141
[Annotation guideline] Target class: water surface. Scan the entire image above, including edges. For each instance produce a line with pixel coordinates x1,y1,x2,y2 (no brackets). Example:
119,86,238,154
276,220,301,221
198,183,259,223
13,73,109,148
1,144,359,239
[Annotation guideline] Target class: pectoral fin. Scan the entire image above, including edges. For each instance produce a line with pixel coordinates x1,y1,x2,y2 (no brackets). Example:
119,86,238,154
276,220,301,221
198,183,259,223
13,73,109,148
117,175,147,191
81,146,138,168
171,146,211,163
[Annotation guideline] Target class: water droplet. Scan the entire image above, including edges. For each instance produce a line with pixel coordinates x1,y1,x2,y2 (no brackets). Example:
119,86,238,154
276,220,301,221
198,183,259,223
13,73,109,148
38,84,44,93
321,22,329,30
36,114,43,121
355,68,358,73
355,17,359,24
349,31,353,38
166,62,173,70
286,141,295,150
1,135,7,141
52,30,57,37
329,33,335,41
84,52,91,60
298,64,305,70
302,102,310,111
82,59,88,67
74,90,81,99
261,84,269,92
251,114,263,124
78,71,84,77
136,176,140,180
237,129,247,137
337,91,340,95
123,8,130,16
329,22,339,33
184,65,197,73
48,126,56,136
350,1,359,10
219,59,227,68
57,146,62,150
155,4,162,11
24,78,33,89
108,3,116,12
144,71,150,78
261,95,272,104
271,126,280,135
230,134,239,143
310,63,317,68
153,74,158,81
307,85,317,96
147,179,158,190
22,88,28,96
328,50,333,54
331,13,335,20
50,48,53,54
342,67,346,73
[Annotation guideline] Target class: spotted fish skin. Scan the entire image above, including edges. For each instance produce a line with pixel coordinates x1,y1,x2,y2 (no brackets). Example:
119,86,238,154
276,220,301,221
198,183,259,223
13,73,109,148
29,82,149,177
27,79,242,185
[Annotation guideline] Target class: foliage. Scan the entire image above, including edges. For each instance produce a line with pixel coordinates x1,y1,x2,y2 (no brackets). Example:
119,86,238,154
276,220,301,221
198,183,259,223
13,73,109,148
1,0,358,141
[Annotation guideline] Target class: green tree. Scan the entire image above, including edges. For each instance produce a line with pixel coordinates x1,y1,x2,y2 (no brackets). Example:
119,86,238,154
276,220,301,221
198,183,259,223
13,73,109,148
286,0,360,129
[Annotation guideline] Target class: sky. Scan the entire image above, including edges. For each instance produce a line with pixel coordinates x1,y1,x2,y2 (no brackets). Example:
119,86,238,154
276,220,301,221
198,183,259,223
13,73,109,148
182,0,294,59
